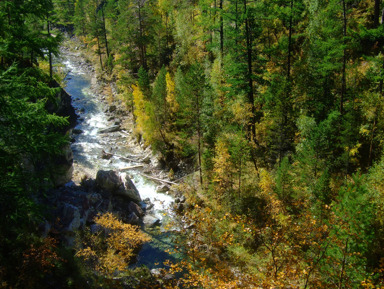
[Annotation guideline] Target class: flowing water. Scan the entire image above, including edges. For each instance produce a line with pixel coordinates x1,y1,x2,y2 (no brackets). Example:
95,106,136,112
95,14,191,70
62,51,179,268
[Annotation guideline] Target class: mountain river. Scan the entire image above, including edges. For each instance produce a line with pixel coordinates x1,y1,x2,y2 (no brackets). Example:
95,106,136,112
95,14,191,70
61,50,179,269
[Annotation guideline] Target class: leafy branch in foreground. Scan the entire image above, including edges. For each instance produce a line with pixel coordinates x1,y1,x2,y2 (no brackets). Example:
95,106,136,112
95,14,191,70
76,212,150,278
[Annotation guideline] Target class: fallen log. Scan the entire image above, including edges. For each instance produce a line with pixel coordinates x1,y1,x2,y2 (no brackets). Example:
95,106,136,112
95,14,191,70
139,173,177,185
119,165,144,171
101,150,141,162
119,130,130,136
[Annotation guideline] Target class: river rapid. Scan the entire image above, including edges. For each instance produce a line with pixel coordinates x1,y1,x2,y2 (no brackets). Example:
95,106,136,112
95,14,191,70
61,48,179,269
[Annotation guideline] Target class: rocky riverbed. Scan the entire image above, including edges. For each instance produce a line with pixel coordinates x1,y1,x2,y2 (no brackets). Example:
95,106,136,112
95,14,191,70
43,43,186,268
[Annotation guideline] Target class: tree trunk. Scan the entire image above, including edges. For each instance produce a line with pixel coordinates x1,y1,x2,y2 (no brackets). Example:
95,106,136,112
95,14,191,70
97,35,103,70
101,6,109,59
47,18,52,79
197,94,203,186
244,0,257,144
235,0,238,46
340,0,347,115
379,11,384,95
374,0,380,28
338,238,349,289
287,0,293,82
372,11,384,165
219,0,224,57
138,4,147,69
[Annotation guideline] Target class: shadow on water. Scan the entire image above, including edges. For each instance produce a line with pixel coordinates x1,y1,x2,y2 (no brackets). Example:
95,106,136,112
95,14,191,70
65,72,99,115
72,153,95,170
132,228,182,269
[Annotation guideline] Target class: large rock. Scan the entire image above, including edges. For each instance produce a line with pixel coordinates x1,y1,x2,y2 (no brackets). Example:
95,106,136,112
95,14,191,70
108,105,117,112
32,80,77,188
143,215,161,228
122,173,142,203
46,80,77,132
72,128,83,134
128,201,144,217
127,212,140,225
96,170,123,193
60,203,83,246
98,125,121,134
96,170,141,203
52,144,74,187
64,204,81,232
101,150,113,160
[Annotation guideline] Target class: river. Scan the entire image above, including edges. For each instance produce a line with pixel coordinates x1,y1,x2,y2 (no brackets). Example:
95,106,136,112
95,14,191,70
61,49,179,269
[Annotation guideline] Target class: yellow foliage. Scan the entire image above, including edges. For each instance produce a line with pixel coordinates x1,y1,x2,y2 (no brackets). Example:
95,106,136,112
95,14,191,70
103,84,114,104
158,0,171,13
213,139,233,197
166,72,179,113
132,84,149,135
259,168,275,195
231,101,253,127
162,206,257,288
348,143,362,157
76,212,150,277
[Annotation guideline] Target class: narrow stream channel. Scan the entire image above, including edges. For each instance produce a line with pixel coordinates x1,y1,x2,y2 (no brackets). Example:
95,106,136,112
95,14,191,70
61,51,179,269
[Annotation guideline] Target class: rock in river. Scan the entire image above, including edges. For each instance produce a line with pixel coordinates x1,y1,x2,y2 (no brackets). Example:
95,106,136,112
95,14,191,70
96,170,142,203
98,125,121,134
72,128,83,134
143,215,161,228
96,170,121,193
121,173,142,203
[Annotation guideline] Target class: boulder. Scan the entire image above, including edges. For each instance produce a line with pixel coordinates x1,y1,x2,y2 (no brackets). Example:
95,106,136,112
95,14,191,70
72,128,83,134
141,198,154,211
87,193,102,205
98,125,121,134
62,203,81,232
96,170,123,194
122,174,142,203
143,215,161,228
108,105,117,113
128,201,144,217
46,80,77,131
58,203,83,246
96,170,141,203
127,212,140,225
101,150,113,160
52,144,74,187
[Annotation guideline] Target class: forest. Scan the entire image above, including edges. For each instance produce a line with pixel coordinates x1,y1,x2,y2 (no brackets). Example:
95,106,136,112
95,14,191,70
2,0,384,287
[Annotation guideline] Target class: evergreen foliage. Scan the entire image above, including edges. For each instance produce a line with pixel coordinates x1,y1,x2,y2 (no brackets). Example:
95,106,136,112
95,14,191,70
67,0,384,285
5,0,384,287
